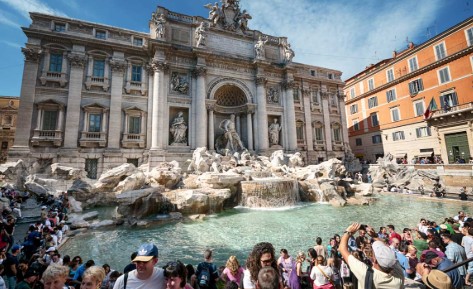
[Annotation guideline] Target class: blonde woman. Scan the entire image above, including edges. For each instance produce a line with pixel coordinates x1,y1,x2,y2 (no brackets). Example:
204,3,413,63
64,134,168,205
42,264,70,289
288,252,305,289
81,266,105,289
221,256,244,285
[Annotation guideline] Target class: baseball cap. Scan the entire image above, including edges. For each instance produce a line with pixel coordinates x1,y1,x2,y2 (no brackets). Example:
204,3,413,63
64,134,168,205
132,243,158,262
424,251,439,264
41,206,47,209
11,245,21,252
46,246,56,253
372,241,397,268
24,269,39,278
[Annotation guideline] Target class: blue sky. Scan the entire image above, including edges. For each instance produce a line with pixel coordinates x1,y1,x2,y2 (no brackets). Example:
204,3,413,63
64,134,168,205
0,0,471,97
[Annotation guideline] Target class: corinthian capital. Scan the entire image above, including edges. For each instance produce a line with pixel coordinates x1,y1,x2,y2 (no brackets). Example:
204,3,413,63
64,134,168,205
67,53,87,67
192,66,207,77
320,92,329,99
255,77,267,86
109,59,126,73
22,47,42,63
302,89,311,97
151,59,169,72
281,80,295,90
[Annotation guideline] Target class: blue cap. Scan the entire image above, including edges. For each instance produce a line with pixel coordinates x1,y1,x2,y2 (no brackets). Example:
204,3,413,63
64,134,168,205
132,243,158,262
12,245,21,252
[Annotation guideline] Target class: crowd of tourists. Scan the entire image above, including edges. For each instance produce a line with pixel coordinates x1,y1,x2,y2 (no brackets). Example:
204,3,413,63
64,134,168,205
0,189,472,289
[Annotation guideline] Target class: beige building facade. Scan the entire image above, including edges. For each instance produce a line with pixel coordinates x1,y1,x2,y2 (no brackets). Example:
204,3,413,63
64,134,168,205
10,3,347,178
0,97,19,163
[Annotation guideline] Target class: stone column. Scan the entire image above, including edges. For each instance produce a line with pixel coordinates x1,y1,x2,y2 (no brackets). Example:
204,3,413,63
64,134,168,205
321,91,333,151
338,93,349,147
246,107,254,151
207,104,215,151
193,67,207,148
107,57,126,149
57,107,64,131
146,65,154,148
63,49,87,148
302,88,313,151
236,115,241,136
150,60,168,150
11,47,42,151
283,80,297,151
255,77,269,152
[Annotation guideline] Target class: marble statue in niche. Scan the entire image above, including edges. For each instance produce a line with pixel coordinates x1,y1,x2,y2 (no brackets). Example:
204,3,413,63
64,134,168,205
195,22,207,47
269,118,282,146
170,111,187,145
215,114,245,154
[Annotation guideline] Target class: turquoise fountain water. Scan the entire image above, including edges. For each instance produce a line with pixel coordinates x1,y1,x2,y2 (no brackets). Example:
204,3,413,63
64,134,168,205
60,195,469,270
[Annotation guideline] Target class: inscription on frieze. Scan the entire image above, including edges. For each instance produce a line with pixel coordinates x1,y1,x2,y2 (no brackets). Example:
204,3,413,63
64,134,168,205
207,34,254,57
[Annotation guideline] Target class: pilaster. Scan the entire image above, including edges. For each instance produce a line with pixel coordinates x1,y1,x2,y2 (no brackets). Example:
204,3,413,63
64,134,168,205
193,66,207,148
63,48,86,148
150,60,168,150
282,78,297,151
107,56,126,149
302,88,313,151
321,90,333,152
255,76,269,152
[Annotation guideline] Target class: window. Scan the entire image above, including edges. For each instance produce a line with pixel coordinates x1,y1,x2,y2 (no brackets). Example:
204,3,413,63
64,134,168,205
49,53,63,72
328,73,333,79
368,96,378,108
310,70,316,76
350,104,358,114
372,135,382,144
296,121,304,140
350,88,355,99
95,30,106,39
386,89,396,102
42,111,58,130
408,79,424,95
85,159,98,179
293,88,300,102
131,65,142,82
353,120,359,131
93,60,105,77
386,69,394,82
330,94,337,107
355,138,362,146
467,27,473,46
54,23,66,32
408,57,418,72
371,113,379,127
416,127,431,138
88,114,102,132
391,107,400,122
128,116,141,134
127,158,139,167
315,127,323,141
368,78,375,91
332,123,341,142
414,100,425,117
133,37,143,46
440,92,458,110
438,67,451,83
392,131,405,141
434,43,447,60
312,91,319,104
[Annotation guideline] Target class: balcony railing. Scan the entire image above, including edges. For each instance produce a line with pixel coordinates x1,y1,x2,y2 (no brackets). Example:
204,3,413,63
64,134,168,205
431,102,473,118
121,133,145,148
79,131,107,147
39,71,68,87
85,76,109,91
31,130,63,147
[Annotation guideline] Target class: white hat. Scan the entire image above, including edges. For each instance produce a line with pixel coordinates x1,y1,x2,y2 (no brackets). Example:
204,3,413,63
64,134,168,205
372,241,397,268
41,206,47,209
46,246,56,253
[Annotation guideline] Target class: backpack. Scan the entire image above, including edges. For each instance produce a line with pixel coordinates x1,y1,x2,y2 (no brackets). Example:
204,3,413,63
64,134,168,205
198,263,211,288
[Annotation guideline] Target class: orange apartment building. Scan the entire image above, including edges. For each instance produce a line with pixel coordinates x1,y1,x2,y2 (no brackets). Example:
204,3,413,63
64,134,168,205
344,16,473,164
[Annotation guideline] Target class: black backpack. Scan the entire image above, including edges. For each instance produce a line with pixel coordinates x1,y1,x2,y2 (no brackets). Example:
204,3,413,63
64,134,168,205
198,263,211,288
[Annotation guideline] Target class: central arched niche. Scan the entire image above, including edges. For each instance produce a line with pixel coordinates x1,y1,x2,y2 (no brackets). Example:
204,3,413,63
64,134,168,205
215,85,247,107
212,84,251,150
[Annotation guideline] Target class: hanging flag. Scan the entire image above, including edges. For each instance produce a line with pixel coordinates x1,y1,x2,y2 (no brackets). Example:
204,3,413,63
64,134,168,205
424,98,437,119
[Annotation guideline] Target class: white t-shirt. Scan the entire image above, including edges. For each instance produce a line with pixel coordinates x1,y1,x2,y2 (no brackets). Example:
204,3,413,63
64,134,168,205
310,265,333,286
113,267,165,289
347,255,404,289
242,269,255,289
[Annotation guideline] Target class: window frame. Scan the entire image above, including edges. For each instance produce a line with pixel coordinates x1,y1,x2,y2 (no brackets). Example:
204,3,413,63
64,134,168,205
350,88,355,99
42,110,58,131
355,138,362,146
368,96,378,108
391,107,400,122
434,42,447,61
416,127,431,138
350,104,358,114
386,89,396,103
49,53,63,73
54,22,66,32
438,67,451,84
413,100,425,117
386,68,395,82
88,113,102,133
93,59,106,78
392,131,405,141
372,134,382,144
466,26,473,46
368,78,375,91
131,64,142,82
353,119,359,131
408,56,418,72
371,113,379,127
128,116,141,134
133,37,143,46
408,78,424,96
95,30,107,40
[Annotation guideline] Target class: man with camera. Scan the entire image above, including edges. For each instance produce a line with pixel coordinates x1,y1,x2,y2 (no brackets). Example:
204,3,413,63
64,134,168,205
339,223,404,288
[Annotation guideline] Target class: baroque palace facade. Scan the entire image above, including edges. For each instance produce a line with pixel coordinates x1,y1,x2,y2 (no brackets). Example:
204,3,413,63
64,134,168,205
344,17,473,164
10,2,347,178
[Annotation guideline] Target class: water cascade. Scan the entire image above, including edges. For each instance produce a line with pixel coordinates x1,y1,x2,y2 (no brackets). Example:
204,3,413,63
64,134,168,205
240,178,300,207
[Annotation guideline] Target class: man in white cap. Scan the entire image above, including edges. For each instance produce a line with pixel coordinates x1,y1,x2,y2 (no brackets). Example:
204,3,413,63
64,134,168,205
113,243,165,289
339,222,404,288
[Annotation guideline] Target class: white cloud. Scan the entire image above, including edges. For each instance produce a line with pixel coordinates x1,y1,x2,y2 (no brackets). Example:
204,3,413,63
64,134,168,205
242,0,443,79
0,0,67,20
0,10,21,28
0,40,22,49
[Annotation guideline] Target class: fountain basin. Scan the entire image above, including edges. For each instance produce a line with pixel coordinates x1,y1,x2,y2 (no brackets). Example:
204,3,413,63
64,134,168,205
240,178,300,207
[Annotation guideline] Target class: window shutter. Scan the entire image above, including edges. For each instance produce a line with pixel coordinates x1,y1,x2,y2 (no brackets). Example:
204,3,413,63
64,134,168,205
408,82,413,95
440,95,445,110
419,79,424,91
453,92,458,106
